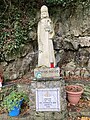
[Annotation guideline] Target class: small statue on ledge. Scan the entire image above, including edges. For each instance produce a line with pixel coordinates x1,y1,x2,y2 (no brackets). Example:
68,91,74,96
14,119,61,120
0,66,3,90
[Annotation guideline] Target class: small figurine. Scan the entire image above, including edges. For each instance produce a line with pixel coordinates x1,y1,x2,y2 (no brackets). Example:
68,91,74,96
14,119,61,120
0,77,2,88
0,66,3,90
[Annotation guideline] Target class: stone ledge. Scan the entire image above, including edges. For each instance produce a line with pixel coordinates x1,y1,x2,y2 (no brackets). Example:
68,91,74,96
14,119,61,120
65,79,90,85
33,77,62,81
69,111,90,118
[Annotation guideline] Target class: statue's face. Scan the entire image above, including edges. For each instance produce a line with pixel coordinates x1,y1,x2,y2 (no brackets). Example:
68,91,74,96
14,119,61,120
41,5,49,19
41,11,49,19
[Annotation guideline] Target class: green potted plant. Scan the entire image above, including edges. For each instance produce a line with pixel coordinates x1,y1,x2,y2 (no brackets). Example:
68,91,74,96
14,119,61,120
1,91,29,116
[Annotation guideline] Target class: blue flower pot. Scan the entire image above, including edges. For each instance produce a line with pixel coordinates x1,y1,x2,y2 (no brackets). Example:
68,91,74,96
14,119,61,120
9,99,23,117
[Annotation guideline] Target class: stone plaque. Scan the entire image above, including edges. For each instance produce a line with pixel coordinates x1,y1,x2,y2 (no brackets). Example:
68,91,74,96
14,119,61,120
34,67,60,78
36,88,60,111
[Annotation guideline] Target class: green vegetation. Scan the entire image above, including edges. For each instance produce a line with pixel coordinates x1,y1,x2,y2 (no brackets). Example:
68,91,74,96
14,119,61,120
1,91,29,111
46,0,67,5
0,0,89,61
0,0,37,61
45,0,87,6
83,85,90,100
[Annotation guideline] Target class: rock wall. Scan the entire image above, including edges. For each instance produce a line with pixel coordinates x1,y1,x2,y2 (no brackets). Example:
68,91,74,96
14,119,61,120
53,2,90,78
1,1,90,81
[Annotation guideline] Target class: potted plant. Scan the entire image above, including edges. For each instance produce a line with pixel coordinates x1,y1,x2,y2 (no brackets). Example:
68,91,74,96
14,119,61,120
65,85,84,105
1,91,29,117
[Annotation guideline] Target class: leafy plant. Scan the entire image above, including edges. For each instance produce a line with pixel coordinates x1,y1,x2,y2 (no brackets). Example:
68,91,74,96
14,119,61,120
0,12,28,56
0,4,34,61
1,91,29,111
46,0,66,5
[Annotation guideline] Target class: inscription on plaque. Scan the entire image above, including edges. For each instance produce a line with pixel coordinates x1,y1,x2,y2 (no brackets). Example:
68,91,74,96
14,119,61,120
36,88,60,111
34,67,60,78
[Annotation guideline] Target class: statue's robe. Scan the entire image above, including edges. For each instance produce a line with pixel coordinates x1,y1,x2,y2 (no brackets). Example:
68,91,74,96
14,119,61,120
38,18,56,67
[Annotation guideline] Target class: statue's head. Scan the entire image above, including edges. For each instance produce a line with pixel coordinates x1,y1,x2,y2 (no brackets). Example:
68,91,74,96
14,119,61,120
41,5,49,19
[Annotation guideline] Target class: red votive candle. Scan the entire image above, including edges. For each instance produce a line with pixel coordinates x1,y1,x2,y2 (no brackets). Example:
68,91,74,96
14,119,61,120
50,62,54,68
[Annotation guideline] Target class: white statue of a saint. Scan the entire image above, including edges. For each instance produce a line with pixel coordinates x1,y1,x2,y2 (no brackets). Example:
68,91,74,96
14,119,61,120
38,5,56,67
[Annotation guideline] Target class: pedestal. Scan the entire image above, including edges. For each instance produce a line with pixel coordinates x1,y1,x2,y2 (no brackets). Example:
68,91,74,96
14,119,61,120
29,77,67,120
